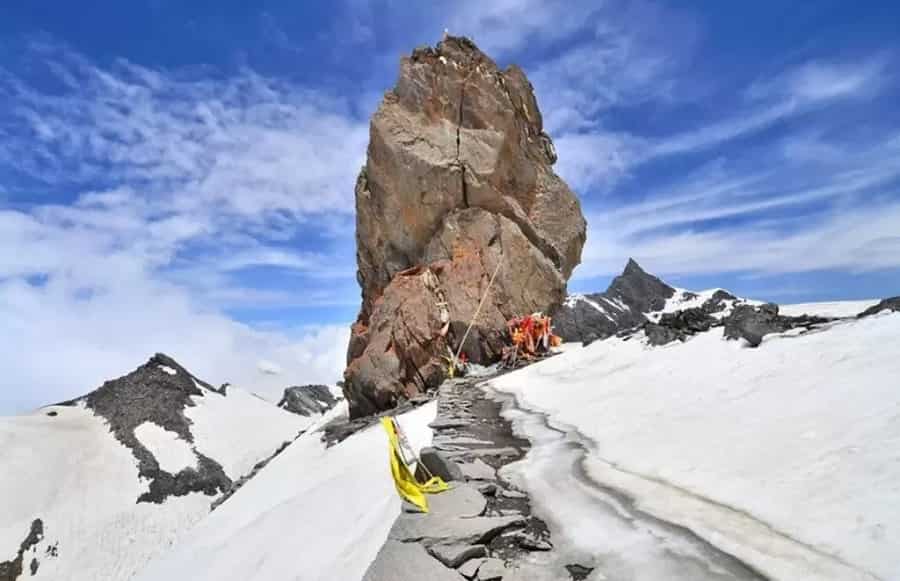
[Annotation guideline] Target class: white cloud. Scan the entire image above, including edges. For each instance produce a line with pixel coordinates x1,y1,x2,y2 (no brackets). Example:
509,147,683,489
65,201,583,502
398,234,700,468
0,45,364,414
445,0,602,57
748,57,889,103
0,261,351,414
574,130,900,280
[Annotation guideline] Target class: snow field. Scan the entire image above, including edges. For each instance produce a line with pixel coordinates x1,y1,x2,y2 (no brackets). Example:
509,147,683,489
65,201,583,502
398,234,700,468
492,308,900,580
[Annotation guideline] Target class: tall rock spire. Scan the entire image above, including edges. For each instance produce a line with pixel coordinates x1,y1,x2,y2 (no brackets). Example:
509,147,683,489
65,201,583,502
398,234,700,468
344,36,587,418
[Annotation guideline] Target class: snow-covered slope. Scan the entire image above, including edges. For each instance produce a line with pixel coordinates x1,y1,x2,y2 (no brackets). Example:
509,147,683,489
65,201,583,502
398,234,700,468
134,402,437,581
491,306,900,581
0,354,325,581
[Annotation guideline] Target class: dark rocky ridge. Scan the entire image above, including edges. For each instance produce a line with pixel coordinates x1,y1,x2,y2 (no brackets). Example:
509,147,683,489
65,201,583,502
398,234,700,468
553,258,676,344
555,262,898,348
62,353,232,504
278,385,338,417
0,519,43,581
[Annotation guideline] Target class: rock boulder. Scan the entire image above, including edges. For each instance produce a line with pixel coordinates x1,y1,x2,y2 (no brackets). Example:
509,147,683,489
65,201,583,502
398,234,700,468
344,36,586,418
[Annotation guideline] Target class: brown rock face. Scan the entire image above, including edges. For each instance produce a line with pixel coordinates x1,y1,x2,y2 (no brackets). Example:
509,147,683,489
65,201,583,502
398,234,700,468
344,36,586,418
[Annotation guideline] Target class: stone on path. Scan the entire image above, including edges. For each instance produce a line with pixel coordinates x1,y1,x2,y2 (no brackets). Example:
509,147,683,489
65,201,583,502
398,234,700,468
418,447,465,482
427,484,488,518
476,558,508,580
459,557,487,579
459,458,497,481
389,515,525,546
428,542,488,568
363,541,465,581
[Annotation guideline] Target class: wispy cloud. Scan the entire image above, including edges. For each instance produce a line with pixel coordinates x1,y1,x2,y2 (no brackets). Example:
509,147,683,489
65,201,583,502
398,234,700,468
747,56,890,103
576,129,900,279
0,43,366,412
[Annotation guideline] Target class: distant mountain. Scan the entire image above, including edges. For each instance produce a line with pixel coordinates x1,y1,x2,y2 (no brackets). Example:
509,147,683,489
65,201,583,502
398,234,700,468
554,259,748,344
0,354,332,581
555,259,900,349
554,259,671,342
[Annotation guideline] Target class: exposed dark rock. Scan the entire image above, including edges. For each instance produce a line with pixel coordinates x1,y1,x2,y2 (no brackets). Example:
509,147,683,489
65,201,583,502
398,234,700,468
659,308,718,334
701,290,738,314
64,353,231,504
644,323,683,346
552,296,621,346
556,261,758,348
0,519,43,581
723,303,787,347
857,296,900,318
277,385,338,417
344,35,586,418
512,530,552,551
553,258,675,344
641,306,723,346
607,258,677,314
723,304,833,347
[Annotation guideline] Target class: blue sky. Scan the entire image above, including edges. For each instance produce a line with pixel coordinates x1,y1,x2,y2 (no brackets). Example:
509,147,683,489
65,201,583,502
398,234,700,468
2,1,899,412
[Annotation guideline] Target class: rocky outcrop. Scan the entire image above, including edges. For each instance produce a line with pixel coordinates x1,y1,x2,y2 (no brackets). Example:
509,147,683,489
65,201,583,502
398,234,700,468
857,296,900,318
0,519,43,581
60,353,232,503
277,385,337,417
344,36,586,418
644,307,720,346
723,304,833,347
553,259,676,344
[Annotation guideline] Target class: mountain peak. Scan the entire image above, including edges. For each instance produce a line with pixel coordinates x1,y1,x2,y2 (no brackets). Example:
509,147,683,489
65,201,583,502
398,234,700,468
605,259,676,314
68,353,232,504
623,258,646,276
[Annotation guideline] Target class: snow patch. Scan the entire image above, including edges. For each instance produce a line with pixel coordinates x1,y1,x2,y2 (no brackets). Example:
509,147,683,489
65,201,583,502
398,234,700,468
134,422,198,473
158,365,177,375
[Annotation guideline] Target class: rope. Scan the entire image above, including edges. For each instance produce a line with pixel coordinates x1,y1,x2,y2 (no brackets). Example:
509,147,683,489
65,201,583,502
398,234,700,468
451,257,503,369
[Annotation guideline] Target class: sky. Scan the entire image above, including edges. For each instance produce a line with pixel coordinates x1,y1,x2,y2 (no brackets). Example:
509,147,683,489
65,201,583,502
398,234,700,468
1,1,899,413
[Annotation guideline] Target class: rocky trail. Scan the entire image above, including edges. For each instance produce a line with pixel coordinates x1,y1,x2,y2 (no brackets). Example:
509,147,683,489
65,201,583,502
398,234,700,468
364,369,593,581
363,366,771,580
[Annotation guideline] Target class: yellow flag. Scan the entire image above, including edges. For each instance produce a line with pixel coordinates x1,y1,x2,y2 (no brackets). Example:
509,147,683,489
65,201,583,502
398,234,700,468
380,417,449,512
